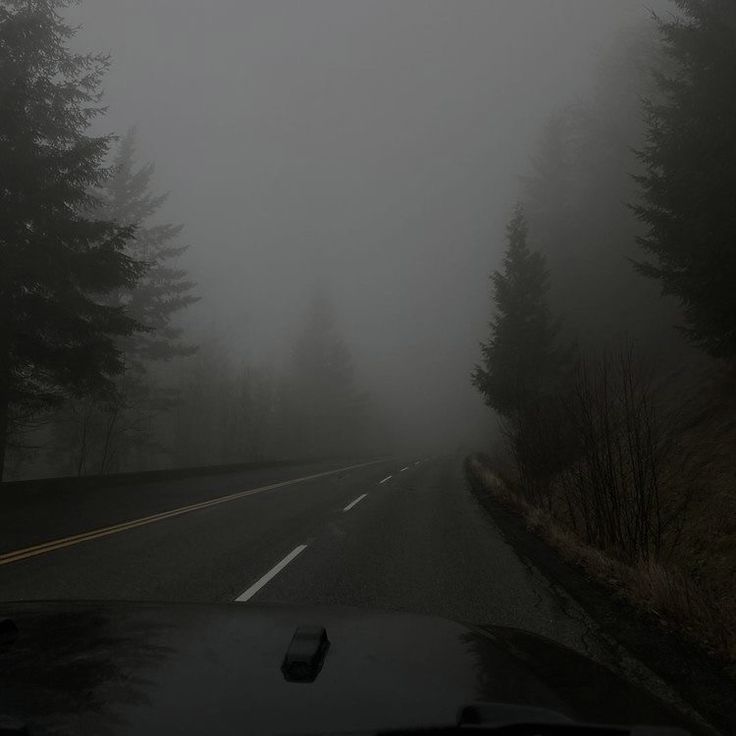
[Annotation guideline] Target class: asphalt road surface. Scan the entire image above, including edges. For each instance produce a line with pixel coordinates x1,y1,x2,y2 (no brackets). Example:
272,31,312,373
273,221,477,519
0,456,585,630
0,455,699,717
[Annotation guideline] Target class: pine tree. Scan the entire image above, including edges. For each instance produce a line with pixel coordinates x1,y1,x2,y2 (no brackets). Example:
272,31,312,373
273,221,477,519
52,129,199,474
286,290,367,458
634,1,736,358
472,206,560,419
0,0,144,480
523,24,683,360
99,128,198,365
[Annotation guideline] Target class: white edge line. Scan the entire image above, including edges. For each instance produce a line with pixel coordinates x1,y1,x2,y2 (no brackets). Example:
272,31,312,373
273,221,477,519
343,493,367,512
400,466,409,472
379,475,393,484
235,544,307,602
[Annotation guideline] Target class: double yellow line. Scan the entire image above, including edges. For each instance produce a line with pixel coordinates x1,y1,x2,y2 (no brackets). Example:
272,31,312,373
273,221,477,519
0,460,383,567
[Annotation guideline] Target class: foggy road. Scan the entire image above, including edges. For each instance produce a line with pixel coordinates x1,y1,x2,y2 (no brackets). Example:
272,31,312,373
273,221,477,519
0,458,625,659
1,0,733,731
0,455,706,723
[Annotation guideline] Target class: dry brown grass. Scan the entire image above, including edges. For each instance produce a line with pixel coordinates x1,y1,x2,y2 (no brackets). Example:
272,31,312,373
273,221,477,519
467,454,736,661
628,561,734,657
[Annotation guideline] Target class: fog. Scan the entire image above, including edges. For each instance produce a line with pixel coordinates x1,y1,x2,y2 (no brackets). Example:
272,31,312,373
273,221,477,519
67,0,668,453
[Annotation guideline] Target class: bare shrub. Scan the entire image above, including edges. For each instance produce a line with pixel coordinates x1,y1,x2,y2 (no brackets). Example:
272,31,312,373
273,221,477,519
556,347,666,563
503,395,576,510
467,454,736,661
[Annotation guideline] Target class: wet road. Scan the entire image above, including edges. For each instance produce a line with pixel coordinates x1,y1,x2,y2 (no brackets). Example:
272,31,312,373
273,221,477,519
0,455,707,727
0,456,610,652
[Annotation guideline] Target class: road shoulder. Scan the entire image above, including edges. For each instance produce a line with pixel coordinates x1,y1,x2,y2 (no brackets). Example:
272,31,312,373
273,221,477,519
465,460,735,736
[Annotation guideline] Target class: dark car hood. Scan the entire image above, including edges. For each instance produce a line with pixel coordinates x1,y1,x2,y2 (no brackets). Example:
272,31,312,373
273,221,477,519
0,601,690,735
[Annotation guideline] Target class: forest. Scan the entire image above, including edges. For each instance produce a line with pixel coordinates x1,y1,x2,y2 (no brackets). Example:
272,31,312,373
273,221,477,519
0,1,385,481
472,1,736,658
2,0,735,712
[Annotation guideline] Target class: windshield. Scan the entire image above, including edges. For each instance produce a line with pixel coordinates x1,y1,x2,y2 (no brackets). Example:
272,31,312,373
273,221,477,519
0,1,733,735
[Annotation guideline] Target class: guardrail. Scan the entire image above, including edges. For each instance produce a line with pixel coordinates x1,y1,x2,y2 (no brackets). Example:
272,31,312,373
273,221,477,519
0,457,344,492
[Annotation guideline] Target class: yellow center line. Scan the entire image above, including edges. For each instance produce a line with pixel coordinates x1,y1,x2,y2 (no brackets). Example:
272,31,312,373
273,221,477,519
0,460,384,567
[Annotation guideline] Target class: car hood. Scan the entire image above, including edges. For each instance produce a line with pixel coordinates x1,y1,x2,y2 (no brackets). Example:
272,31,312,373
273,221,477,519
0,601,690,735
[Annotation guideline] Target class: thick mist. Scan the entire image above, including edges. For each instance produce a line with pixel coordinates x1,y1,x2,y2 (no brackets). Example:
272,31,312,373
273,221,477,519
67,0,667,453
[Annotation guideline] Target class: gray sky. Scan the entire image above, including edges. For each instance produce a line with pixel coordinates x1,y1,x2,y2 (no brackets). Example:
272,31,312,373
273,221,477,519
69,0,666,450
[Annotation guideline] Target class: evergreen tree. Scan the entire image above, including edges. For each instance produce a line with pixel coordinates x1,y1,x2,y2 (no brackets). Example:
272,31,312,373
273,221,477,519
0,0,144,480
52,128,199,474
169,333,232,468
99,128,198,365
634,1,736,358
523,25,684,360
472,207,560,419
286,290,367,458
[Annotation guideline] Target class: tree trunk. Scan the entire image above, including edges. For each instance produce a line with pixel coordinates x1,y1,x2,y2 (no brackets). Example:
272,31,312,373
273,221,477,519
99,405,119,475
0,358,9,483
0,392,8,483
76,404,91,477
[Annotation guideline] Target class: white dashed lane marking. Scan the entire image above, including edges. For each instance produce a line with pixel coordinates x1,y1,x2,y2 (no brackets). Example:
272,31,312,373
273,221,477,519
235,545,308,602
343,494,367,512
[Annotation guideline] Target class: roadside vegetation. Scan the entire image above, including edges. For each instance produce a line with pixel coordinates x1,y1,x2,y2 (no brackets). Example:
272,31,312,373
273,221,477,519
0,0,384,481
471,1,736,663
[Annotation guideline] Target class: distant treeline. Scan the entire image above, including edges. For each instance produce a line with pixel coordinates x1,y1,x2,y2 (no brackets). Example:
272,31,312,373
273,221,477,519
472,1,736,653
0,1,384,481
